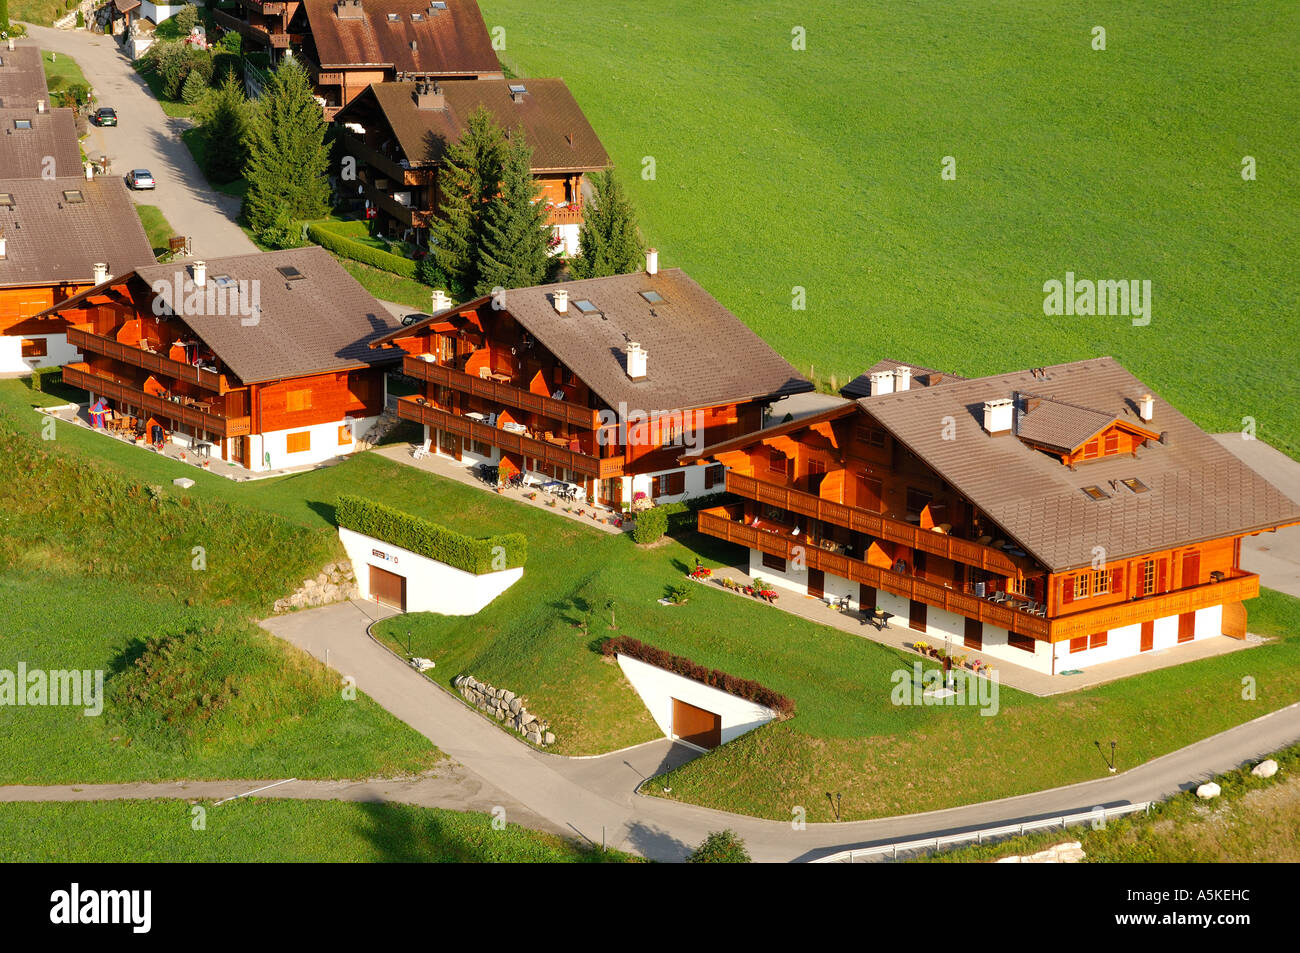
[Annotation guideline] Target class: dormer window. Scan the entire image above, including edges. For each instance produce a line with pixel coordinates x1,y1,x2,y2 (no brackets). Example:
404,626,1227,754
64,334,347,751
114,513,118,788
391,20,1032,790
1120,477,1149,494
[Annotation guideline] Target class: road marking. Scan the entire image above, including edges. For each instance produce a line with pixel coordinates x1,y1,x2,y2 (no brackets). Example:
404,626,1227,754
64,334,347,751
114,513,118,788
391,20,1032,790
214,778,298,806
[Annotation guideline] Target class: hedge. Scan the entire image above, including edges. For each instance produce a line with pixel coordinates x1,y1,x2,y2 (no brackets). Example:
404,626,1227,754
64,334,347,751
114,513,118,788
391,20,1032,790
601,636,795,716
658,492,731,535
335,495,526,574
28,366,62,394
307,222,419,279
631,506,667,544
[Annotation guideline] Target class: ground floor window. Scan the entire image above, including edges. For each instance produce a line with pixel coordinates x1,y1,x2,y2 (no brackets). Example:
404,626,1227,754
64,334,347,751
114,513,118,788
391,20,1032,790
1070,635,1088,653
653,470,686,498
761,551,786,573
705,463,725,489
1090,631,1108,649
1008,632,1036,652
287,430,311,453
21,338,47,358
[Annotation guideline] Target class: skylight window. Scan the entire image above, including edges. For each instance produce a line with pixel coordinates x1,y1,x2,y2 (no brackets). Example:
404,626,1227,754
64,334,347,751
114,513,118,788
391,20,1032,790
277,265,306,280
62,190,84,203
213,275,236,288
639,290,664,303
1121,477,1150,494
1081,485,1110,502
431,1,447,8
572,299,598,314
0,193,14,207
387,12,399,20
411,11,423,19
14,119,31,130
508,84,527,95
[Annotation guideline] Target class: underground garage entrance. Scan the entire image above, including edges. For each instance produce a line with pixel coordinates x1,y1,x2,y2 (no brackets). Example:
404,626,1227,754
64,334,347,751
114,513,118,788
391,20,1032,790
671,698,722,750
369,564,406,611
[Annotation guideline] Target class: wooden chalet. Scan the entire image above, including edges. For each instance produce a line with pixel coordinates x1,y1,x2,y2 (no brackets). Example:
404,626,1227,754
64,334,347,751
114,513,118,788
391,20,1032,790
686,357,1300,675
370,253,813,508
40,247,402,470
334,78,609,252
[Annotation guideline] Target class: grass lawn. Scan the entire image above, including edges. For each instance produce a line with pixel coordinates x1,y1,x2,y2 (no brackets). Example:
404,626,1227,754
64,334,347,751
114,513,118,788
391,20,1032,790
10,0,66,25
480,0,1300,457
134,203,176,257
0,799,635,862
336,256,432,311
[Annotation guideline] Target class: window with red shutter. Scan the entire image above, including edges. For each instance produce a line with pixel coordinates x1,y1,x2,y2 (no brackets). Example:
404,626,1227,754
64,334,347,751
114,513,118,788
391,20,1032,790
1062,576,1074,605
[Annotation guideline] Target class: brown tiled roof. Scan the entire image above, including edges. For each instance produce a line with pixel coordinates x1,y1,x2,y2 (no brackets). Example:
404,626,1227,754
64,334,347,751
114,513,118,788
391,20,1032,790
130,247,402,385
301,0,499,74
860,357,1300,572
840,358,966,398
0,107,81,180
0,176,155,289
683,401,857,461
0,43,49,109
1015,395,1122,453
338,79,609,173
113,0,141,11
376,268,814,413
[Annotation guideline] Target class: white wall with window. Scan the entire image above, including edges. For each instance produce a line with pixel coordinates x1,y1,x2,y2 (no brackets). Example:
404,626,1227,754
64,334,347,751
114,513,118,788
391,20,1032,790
0,332,80,374
254,413,383,471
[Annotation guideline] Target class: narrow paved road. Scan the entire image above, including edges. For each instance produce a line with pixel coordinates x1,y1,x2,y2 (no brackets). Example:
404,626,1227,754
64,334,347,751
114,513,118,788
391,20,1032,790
23,24,257,259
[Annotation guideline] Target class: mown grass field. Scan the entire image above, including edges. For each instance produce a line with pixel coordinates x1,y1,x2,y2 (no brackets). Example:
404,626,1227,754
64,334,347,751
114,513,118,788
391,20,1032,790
480,0,1300,456
134,203,176,258
0,799,635,862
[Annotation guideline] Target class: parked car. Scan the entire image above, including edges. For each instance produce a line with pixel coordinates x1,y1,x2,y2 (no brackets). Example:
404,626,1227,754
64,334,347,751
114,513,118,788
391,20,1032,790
401,312,430,327
126,169,155,190
93,107,117,127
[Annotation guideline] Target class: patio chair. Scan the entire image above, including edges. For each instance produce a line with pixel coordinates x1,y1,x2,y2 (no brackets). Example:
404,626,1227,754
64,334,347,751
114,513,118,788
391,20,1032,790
989,591,1009,605
411,438,430,460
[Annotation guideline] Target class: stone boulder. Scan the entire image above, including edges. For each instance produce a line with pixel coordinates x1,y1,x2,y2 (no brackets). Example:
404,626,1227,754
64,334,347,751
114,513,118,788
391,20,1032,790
1251,759,1279,779
1196,782,1222,799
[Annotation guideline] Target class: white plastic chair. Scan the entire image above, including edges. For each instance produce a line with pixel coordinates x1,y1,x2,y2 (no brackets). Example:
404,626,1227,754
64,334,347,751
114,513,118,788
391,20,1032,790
412,438,430,460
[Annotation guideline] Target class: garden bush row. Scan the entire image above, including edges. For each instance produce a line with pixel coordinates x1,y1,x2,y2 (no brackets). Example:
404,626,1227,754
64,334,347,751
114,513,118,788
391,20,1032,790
335,494,526,574
307,222,419,279
600,635,795,716
631,492,733,544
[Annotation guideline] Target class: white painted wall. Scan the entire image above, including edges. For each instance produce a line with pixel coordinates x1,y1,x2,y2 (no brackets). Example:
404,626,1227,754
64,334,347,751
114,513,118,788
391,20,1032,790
338,526,522,615
550,223,580,258
0,333,80,374
253,414,382,471
616,653,778,747
1053,604,1226,671
141,1,185,22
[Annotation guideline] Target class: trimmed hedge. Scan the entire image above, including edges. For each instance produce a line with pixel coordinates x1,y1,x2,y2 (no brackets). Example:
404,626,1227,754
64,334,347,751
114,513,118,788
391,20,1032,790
28,366,63,394
601,635,795,717
307,222,419,279
335,495,526,575
658,491,731,535
631,506,667,544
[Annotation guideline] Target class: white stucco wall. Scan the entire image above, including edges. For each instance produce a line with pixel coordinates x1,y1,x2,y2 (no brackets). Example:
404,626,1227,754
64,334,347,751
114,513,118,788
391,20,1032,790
249,414,382,471
550,223,580,258
616,653,778,747
1053,604,1225,671
0,333,80,374
141,1,185,22
338,526,522,615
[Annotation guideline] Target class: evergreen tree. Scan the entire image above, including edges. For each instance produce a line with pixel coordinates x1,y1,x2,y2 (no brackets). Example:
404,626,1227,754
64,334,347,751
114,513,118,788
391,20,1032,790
569,170,644,279
242,58,331,236
180,66,207,105
430,106,505,299
200,71,248,185
1,0,10,33
475,129,549,296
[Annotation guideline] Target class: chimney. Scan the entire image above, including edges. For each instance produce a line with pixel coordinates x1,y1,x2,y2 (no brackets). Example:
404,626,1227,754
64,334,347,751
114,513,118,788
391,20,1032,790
431,288,451,313
868,370,894,397
645,247,658,276
37,99,45,114
983,398,1014,435
193,260,207,287
84,161,95,181
410,40,418,52
415,80,444,110
508,83,526,103
0,231,6,260
626,342,647,380
7,38,14,52
92,262,109,285
552,289,568,314
893,364,912,392
336,0,363,19
1138,393,1155,423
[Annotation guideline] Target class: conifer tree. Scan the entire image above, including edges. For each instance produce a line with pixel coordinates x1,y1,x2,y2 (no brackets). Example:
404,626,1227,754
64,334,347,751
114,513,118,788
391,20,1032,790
430,106,505,299
569,170,644,279
200,72,249,185
475,128,550,296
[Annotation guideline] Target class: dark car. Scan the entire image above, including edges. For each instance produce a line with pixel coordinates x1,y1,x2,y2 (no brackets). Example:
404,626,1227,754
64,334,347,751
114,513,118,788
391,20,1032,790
401,312,431,327
93,107,117,127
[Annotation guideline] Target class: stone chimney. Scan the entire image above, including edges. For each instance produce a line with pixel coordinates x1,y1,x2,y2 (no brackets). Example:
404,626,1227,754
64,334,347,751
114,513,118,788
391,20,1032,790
1138,393,1154,423
626,342,647,380
431,289,451,313
7,38,14,52
983,398,1014,435
37,99,45,114
552,289,568,314
645,247,658,276
193,260,207,287
415,80,444,110
868,370,894,396
893,364,912,392
336,0,363,19
92,262,109,285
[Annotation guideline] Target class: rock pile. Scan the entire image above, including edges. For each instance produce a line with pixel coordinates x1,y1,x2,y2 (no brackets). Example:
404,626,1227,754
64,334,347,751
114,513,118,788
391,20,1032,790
995,841,1086,863
453,675,555,747
273,561,360,613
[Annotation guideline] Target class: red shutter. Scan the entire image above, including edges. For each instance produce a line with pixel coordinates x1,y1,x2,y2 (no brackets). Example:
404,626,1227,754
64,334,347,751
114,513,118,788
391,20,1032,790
1062,576,1074,605
1157,559,1168,593
1111,566,1124,594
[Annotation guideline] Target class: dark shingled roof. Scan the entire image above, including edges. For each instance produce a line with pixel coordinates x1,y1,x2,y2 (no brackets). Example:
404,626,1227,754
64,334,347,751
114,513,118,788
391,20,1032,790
113,0,141,11
0,176,155,288
841,358,966,398
302,0,500,74
0,43,49,109
860,357,1300,572
338,79,609,173
377,268,814,413
0,107,81,180
131,247,403,385
1015,394,1131,454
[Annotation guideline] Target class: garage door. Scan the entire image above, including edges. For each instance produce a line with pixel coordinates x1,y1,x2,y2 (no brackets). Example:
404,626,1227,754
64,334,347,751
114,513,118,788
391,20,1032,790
369,565,406,610
672,698,721,750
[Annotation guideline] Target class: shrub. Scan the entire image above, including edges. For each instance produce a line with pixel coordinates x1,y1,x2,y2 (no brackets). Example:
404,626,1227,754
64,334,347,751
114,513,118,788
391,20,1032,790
257,208,305,250
75,10,84,27
657,491,731,535
600,636,795,716
631,506,667,544
688,830,751,863
28,366,62,393
173,3,199,33
219,30,242,54
180,67,207,104
665,582,691,605
415,252,450,289
306,222,419,279
335,494,526,574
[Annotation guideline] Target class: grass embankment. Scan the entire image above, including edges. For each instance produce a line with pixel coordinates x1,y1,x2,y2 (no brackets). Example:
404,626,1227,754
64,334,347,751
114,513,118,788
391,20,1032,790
135,204,177,258
336,257,433,311
0,799,636,862
10,0,65,25
481,0,1300,456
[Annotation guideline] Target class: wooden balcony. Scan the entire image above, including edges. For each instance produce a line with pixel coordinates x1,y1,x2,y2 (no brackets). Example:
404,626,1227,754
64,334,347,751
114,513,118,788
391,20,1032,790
211,8,272,46
362,181,431,228
1047,570,1260,642
398,397,623,479
63,364,251,438
403,355,603,430
725,472,1025,575
340,132,424,186
68,326,224,394
545,204,584,227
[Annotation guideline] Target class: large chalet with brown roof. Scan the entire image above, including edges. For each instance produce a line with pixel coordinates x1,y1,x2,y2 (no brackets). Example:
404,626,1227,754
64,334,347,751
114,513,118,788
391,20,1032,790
370,252,813,508
41,247,403,470
335,78,609,253
686,357,1300,675
215,0,501,118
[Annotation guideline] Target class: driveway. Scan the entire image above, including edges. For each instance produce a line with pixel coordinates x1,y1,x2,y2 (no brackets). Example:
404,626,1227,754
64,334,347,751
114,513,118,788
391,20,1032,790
1213,434,1300,599
23,24,257,260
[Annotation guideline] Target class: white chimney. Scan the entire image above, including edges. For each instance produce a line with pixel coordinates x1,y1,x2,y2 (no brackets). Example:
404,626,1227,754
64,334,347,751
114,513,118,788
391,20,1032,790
193,260,207,287
431,289,451,313
983,398,1014,435
868,370,894,396
894,365,912,392
7,38,14,51
553,289,568,314
645,247,658,276
92,262,108,284
37,99,45,114
1138,393,1154,423
626,342,647,380
84,161,95,181
0,233,6,260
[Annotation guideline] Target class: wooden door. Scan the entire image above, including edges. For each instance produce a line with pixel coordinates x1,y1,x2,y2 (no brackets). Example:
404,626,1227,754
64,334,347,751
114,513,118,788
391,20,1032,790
1140,620,1154,652
909,599,927,632
859,475,883,513
1182,551,1201,588
234,435,250,469
1177,611,1195,643
369,565,406,610
964,616,983,650
672,698,721,750
859,584,876,612
807,568,824,599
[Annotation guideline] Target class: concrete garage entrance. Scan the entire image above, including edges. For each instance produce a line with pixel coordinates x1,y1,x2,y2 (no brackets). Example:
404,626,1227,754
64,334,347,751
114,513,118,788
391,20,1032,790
369,565,406,611
671,698,721,750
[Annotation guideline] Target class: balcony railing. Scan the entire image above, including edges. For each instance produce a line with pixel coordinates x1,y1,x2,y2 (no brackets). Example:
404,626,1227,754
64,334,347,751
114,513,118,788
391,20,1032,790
68,326,224,393
1047,570,1260,642
398,397,622,479
62,364,251,438
340,132,425,186
403,355,603,430
545,204,584,227
362,180,431,228
725,472,1025,575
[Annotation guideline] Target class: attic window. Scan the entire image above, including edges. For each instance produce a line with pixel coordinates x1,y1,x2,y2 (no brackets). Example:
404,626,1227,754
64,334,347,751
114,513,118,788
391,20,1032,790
1081,485,1110,502
14,119,31,130
572,299,598,314
639,290,664,303
212,274,236,288
1121,477,1150,494
62,190,84,203
277,265,306,280
386,12,399,20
